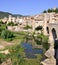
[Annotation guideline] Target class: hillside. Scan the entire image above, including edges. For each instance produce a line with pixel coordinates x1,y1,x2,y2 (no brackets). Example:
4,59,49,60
0,11,23,18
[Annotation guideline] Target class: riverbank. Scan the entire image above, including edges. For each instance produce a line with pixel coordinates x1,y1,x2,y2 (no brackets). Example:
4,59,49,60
0,30,50,65
0,42,43,65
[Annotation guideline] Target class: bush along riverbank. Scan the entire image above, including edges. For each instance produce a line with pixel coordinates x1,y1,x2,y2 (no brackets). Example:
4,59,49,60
0,43,43,65
0,44,25,65
22,32,50,64
0,31,44,65
24,32,49,51
0,25,49,65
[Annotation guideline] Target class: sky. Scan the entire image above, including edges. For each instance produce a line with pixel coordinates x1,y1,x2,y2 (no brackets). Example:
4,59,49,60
0,0,58,15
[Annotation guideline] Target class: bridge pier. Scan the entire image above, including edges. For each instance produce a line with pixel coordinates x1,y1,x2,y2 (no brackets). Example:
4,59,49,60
41,24,57,65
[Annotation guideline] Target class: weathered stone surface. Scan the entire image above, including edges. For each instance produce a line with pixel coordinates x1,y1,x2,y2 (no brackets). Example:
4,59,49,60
0,45,4,49
0,50,10,55
1,58,12,65
45,48,54,58
41,58,56,65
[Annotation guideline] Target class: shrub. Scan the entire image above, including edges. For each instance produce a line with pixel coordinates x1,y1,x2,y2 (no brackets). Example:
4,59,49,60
37,34,49,50
0,53,7,63
1,29,14,39
24,25,32,29
7,21,17,26
0,20,4,25
43,10,47,13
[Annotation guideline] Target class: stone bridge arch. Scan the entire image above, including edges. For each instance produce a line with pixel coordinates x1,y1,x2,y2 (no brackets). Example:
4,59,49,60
41,23,58,65
52,28,57,40
46,27,49,34
47,23,58,48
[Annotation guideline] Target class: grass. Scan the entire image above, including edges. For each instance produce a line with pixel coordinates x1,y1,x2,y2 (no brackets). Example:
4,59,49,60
0,30,43,65
0,37,43,65
0,43,25,65
0,30,25,48
12,31,27,35
23,54,42,65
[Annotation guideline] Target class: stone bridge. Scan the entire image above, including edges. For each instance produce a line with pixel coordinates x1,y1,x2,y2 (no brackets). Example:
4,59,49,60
41,23,58,65
47,23,58,47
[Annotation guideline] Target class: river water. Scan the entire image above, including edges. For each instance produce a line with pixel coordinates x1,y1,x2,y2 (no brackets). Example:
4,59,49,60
21,43,43,58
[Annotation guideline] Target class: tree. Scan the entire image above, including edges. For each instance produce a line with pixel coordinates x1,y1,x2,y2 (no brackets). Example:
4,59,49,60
43,8,58,13
55,8,58,13
24,25,32,29
43,10,47,13
7,21,17,26
47,9,52,12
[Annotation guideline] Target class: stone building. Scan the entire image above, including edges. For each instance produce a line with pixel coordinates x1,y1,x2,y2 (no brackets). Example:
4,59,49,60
2,17,8,23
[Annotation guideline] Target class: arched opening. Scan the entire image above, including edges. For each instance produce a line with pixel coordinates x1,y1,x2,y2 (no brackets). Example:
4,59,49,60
52,28,58,65
35,26,43,31
46,27,49,34
52,28,57,40
52,29,58,65
47,20,49,23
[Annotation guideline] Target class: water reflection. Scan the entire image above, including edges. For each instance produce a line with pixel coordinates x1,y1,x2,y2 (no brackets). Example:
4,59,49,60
21,43,43,58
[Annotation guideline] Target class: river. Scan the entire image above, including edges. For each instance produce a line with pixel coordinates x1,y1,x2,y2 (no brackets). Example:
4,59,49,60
21,43,43,58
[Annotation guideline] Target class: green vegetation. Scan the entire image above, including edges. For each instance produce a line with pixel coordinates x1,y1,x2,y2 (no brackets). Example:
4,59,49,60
0,20,49,65
0,21,25,41
36,33,49,50
0,30,25,42
12,31,26,35
0,44,25,65
25,31,49,51
0,53,7,63
43,8,58,13
22,54,42,65
0,26,43,65
24,31,49,50
8,44,25,65
0,22,7,36
1,29,14,41
24,25,32,29
0,11,22,18
7,22,18,26
0,43,42,65
0,21,14,41
0,20,4,25
43,10,47,13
